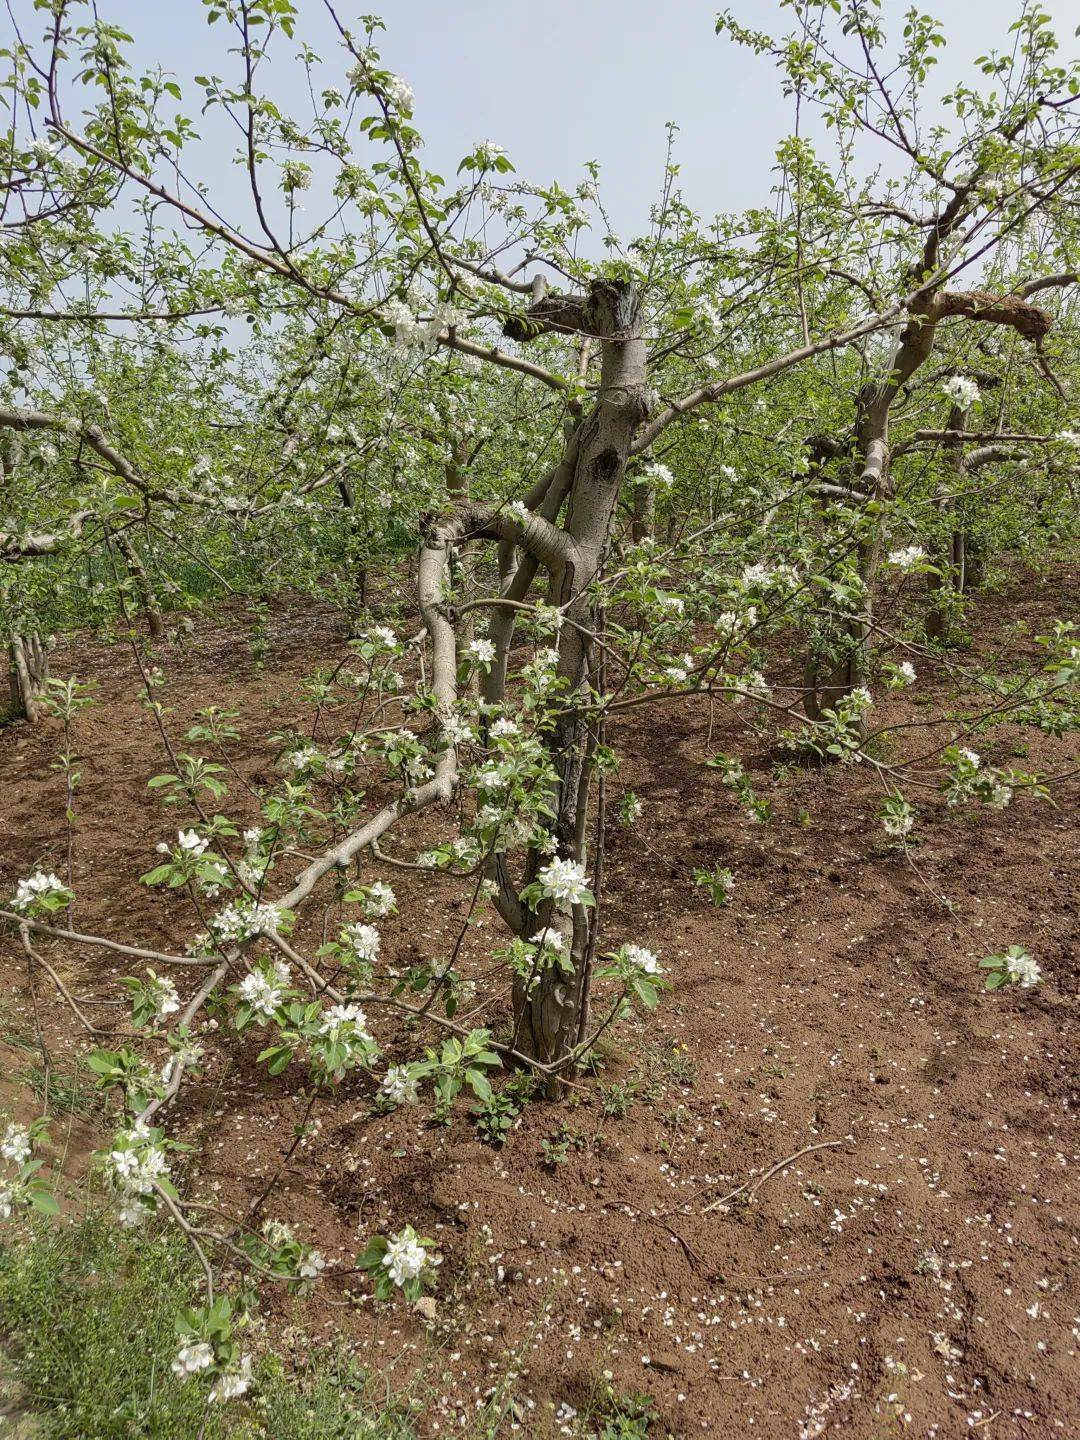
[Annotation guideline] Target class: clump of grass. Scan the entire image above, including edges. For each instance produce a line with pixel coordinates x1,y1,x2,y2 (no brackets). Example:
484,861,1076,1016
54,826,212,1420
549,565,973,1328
14,1054,104,1123
0,1211,419,1438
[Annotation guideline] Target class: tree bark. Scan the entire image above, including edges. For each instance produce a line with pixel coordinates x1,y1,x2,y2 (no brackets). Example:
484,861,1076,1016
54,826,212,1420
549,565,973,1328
512,281,649,1081
630,477,655,543
804,304,939,719
925,404,967,643
115,533,165,639
8,633,52,722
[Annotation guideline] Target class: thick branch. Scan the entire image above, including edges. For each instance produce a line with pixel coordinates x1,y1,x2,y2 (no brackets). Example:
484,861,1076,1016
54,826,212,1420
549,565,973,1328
633,302,906,453
437,329,568,393
1,509,93,559
1017,271,1078,299
931,289,1054,341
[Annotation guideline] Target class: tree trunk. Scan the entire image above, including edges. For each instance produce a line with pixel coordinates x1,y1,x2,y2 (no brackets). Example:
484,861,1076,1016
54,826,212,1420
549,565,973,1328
963,533,984,590
804,306,940,719
513,281,649,1082
446,438,480,695
8,633,52,722
115,533,164,639
926,404,966,643
630,477,654,543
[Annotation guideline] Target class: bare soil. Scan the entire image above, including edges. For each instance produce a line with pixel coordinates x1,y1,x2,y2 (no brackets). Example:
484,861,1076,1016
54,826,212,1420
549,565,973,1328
0,571,1076,1439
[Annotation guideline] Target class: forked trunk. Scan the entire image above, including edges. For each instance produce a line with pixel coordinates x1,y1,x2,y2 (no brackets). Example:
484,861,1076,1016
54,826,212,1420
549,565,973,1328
512,281,649,1083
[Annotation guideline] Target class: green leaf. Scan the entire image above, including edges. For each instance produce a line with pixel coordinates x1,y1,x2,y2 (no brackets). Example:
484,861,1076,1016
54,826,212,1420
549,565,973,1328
256,1044,294,1075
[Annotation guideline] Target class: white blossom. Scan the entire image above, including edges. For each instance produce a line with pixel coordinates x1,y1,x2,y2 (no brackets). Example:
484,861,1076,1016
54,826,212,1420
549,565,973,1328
475,139,506,166
345,922,381,962
318,1002,372,1041
152,975,180,1019
642,461,674,488
1,1124,31,1167
11,871,69,910
441,711,474,745
942,374,980,410
364,882,396,918
160,1038,203,1087
281,161,311,192
622,943,662,976
715,605,756,634
383,73,413,112
382,1226,429,1287
621,793,643,824
537,856,590,906
529,927,568,954
212,901,284,942
209,1355,252,1403
172,1341,214,1378
469,638,496,665
381,1065,420,1106
107,1129,171,1226
238,962,290,1020
1005,949,1041,987
367,624,398,649
299,1249,327,1279
887,544,927,571
177,829,207,856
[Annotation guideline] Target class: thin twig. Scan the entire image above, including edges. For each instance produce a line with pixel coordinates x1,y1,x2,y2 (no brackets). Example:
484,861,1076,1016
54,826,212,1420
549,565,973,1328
702,1138,849,1215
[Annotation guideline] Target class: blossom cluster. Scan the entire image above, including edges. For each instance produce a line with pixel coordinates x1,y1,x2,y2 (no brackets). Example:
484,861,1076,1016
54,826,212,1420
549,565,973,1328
0,1120,55,1221
211,900,286,943
9,870,73,913
887,544,927,571
382,296,466,354
980,944,1042,990
359,1222,440,1301
942,746,1017,810
237,960,292,1022
106,1122,172,1227
942,374,980,410
537,855,591,906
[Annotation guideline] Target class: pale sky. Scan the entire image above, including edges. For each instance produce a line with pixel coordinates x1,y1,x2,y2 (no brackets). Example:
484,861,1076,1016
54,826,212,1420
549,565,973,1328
10,0,1080,239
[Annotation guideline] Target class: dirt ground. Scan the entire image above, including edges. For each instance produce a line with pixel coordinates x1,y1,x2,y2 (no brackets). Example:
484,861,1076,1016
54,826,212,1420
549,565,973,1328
0,570,1076,1439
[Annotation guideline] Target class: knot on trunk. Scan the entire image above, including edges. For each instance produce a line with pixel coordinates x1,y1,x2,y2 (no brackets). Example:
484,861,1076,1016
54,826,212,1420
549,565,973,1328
588,446,622,484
